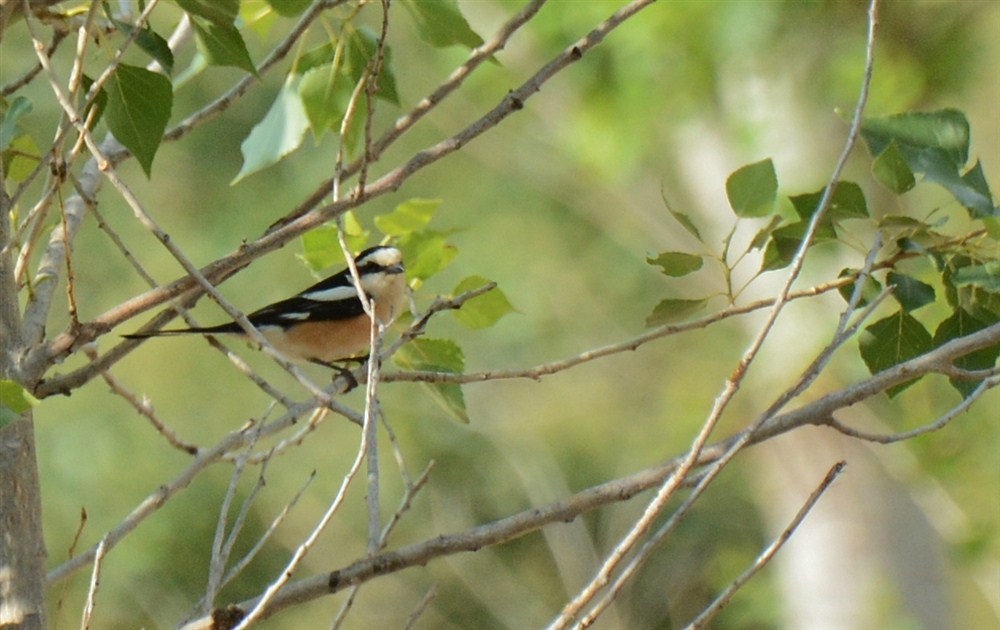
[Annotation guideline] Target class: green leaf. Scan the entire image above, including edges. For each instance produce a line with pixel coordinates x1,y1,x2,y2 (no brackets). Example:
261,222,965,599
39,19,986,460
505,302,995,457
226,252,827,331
0,96,32,151
266,0,312,17
375,199,442,237
943,258,1000,321
299,60,351,136
749,215,783,251
861,109,995,217
297,42,340,74
177,0,239,23
646,252,703,277
232,75,308,183
298,215,370,273
871,141,915,193
2,134,40,183
951,261,1000,293
105,64,172,176
401,0,484,49
393,338,468,423
862,109,969,169
859,311,933,397
759,220,838,271
660,189,703,243
726,158,777,218
837,268,882,309
950,260,1000,316
451,276,516,329
107,8,175,74
789,181,869,223
645,298,707,326
932,308,1000,398
0,380,39,429
398,230,458,287
887,272,935,311
345,27,400,105
79,74,108,129
178,0,255,75
188,15,257,75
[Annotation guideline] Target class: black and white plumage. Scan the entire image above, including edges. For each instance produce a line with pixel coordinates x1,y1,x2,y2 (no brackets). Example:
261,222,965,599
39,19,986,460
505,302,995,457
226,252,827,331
125,246,407,364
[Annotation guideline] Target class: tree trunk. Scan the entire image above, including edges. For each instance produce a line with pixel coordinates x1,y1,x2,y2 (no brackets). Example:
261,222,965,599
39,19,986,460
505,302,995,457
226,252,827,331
0,413,47,629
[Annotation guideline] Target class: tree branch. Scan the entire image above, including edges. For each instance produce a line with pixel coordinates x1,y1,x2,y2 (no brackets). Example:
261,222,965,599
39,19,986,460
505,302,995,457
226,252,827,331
176,320,998,626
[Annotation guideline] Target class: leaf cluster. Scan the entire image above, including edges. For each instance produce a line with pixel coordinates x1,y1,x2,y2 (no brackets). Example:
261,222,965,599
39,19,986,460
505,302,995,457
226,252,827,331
647,109,999,397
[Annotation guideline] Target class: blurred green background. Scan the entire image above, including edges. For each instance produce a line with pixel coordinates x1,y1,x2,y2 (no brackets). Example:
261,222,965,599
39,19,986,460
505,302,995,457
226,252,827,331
4,1,998,628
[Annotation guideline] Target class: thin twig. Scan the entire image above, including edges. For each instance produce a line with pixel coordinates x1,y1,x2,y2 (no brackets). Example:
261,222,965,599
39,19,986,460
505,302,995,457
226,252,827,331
549,4,881,625
79,535,109,630
175,319,998,626
270,0,549,230
401,585,438,630
683,462,847,630
233,412,376,628
827,374,1000,444
82,345,198,454
0,25,68,96
151,0,350,153
32,0,651,386
193,468,318,623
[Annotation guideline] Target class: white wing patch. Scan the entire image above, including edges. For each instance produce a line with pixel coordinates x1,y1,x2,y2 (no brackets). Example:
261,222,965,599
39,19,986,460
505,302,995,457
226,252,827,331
301,285,358,302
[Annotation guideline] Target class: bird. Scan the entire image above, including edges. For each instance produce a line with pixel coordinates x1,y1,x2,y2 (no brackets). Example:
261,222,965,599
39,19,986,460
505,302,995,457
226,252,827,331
124,246,407,366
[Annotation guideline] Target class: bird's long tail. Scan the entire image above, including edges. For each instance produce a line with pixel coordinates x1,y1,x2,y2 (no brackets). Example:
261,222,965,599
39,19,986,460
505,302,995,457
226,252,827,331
122,322,243,339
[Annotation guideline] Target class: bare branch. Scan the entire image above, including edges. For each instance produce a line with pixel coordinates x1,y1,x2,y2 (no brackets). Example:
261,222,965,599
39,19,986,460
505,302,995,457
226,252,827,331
34,0,658,385
827,374,1000,444
0,24,67,96
174,320,994,626
270,0,550,230
79,535,109,630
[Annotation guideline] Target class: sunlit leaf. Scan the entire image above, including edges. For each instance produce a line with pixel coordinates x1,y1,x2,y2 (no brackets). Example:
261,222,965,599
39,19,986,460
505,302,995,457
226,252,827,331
645,298,707,327
0,380,39,429
298,215,370,273
266,0,312,17
0,96,32,151
451,276,516,329
105,64,172,176
299,60,350,135
398,230,458,286
726,158,777,218
646,252,703,277
400,0,484,49
2,134,40,182
859,311,933,397
375,199,442,236
232,75,308,183
393,338,468,423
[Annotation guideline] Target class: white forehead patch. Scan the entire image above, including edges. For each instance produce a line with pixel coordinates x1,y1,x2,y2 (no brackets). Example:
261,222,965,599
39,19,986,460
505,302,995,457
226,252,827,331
359,247,402,268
